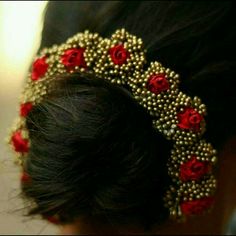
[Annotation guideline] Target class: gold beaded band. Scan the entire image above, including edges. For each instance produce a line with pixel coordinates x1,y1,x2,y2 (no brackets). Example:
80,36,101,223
7,29,217,220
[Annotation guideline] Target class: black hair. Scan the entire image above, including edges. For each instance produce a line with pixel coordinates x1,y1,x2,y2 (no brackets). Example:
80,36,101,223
22,1,236,231
23,74,171,228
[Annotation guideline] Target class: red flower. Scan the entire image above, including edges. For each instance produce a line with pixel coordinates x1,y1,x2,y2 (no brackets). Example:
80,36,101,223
180,156,211,182
109,44,130,65
147,73,169,94
31,56,48,81
181,197,214,215
20,102,33,117
11,131,29,153
21,172,31,183
46,216,60,225
177,107,203,131
61,48,87,70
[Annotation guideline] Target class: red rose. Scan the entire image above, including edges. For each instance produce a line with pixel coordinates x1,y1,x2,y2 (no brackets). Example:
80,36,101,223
177,107,203,131
21,172,31,183
11,131,29,153
181,197,214,215
147,73,169,94
109,44,130,65
31,56,48,81
180,156,211,182
46,216,60,225
20,102,33,117
61,48,87,70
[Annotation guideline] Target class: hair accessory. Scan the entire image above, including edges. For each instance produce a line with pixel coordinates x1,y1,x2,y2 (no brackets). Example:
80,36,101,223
7,29,217,221
45,216,60,225
20,172,31,183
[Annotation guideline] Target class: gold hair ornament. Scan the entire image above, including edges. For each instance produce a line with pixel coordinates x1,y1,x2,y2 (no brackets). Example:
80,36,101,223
7,29,217,220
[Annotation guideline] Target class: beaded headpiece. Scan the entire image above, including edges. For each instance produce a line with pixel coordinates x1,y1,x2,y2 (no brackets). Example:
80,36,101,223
7,29,217,220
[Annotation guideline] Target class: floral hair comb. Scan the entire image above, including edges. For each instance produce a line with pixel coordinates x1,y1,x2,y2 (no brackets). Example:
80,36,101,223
7,29,217,220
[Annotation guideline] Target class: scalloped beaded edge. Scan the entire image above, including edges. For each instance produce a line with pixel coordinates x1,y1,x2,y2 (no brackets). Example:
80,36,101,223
6,28,217,221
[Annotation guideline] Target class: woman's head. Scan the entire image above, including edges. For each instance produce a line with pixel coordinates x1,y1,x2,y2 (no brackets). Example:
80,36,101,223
16,1,236,233
40,1,236,148
23,74,171,229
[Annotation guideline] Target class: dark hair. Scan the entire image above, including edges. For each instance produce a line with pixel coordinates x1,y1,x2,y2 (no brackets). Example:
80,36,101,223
22,1,236,230
23,74,171,228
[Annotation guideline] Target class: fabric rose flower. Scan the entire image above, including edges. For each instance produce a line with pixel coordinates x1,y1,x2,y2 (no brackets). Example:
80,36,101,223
177,107,203,131
109,44,130,65
180,156,211,182
61,48,87,70
21,172,31,183
20,102,33,117
11,131,29,153
147,73,169,94
181,197,214,215
46,216,60,225
31,56,48,81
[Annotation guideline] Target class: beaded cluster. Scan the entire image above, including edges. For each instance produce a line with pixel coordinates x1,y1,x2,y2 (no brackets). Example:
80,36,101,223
7,29,217,220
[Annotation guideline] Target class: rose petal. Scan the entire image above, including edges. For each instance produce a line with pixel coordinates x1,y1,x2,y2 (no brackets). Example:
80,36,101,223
61,48,87,70
31,56,48,81
181,197,214,215
21,172,31,183
147,73,169,94
180,156,211,181
109,44,129,65
11,131,29,153
20,102,33,117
